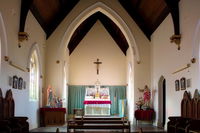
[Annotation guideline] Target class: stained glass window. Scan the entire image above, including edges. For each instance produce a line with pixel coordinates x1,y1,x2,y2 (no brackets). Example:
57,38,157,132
29,50,39,101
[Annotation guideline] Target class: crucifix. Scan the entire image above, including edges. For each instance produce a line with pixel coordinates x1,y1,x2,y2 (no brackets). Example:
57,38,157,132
93,58,102,75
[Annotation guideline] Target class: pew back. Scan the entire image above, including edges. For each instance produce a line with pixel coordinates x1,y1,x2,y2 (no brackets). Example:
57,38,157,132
181,91,192,118
180,90,200,120
3,89,15,119
0,88,3,120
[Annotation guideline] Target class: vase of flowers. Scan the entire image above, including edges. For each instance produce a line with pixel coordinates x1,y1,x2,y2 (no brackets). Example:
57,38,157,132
136,97,144,110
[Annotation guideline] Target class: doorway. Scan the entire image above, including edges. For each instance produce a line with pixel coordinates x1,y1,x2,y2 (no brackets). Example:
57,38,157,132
157,76,166,128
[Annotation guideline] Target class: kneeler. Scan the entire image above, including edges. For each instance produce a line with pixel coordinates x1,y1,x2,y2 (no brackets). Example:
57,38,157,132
3,89,29,133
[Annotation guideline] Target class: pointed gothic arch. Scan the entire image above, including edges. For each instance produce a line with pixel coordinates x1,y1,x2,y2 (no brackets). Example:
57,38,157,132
27,43,43,106
157,75,166,128
192,19,200,87
193,19,200,60
27,43,42,73
0,12,8,67
55,2,139,123
58,2,140,63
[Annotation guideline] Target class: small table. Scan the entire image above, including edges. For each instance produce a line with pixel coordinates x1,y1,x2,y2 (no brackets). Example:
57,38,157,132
134,109,154,125
40,108,66,126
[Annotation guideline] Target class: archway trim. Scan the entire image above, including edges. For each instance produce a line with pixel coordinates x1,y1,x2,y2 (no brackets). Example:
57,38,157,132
58,2,140,63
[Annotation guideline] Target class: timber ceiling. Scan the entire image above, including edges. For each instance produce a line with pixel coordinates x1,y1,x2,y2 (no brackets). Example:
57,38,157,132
30,0,79,37
19,0,180,55
119,0,169,39
68,12,129,55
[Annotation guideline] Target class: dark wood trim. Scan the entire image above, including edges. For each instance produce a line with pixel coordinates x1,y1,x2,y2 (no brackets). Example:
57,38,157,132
30,5,48,35
164,0,180,35
118,0,151,40
99,13,129,55
68,13,98,55
150,6,170,35
19,0,33,32
68,12,129,55
30,0,79,38
135,0,142,9
46,0,80,38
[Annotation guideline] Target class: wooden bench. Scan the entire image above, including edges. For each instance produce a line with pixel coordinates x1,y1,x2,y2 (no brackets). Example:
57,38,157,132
67,117,131,132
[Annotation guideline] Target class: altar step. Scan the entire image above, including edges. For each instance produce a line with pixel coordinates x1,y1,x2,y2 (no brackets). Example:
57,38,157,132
74,116,123,121
70,120,127,124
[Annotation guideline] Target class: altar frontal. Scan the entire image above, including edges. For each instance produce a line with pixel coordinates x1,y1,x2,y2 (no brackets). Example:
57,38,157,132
84,86,111,116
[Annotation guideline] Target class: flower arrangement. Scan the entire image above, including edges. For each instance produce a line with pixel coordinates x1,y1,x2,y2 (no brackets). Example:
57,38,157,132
135,97,144,109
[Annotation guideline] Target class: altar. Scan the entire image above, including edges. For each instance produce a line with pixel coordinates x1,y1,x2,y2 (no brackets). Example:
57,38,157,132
84,87,111,116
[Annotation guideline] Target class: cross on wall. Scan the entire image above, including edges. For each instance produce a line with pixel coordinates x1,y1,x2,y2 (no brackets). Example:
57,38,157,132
93,58,102,75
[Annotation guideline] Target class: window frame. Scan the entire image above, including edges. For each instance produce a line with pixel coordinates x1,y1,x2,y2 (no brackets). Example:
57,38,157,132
29,50,39,101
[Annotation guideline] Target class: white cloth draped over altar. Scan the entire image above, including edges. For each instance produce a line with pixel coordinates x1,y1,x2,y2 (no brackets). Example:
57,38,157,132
84,87,111,116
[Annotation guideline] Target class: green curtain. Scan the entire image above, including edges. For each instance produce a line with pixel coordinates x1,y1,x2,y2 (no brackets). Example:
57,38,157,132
68,85,126,115
102,86,126,115
68,85,86,114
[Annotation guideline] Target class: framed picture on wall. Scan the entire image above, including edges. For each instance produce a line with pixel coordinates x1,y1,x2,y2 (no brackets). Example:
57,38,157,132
180,77,186,90
12,75,18,89
186,78,191,88
9,76,13,87
23,81,26,89
18,77,23,90
175,80,180,91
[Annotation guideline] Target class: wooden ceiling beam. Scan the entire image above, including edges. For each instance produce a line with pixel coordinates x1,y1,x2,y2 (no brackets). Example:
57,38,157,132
30,5,48,34
135,0,142,9
19,0,33,32
46,0,80,38
164,0,181,50
68,12,129,55
150,6,169,35
164,0,180,35
118,0,151,40
68,13,98,55
18,0,33,45
30,0,79,38
99,13,128,55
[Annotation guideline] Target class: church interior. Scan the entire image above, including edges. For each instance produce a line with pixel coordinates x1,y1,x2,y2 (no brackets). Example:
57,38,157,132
0,0,200,132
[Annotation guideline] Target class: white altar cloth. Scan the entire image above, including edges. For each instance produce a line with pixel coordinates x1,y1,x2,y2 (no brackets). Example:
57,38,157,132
84,99,111,116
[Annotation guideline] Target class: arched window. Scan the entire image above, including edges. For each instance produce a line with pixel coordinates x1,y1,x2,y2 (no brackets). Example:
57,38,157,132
29,50,39,101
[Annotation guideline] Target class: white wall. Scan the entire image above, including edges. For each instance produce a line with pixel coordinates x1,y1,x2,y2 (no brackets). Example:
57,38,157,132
0,0,46,129
69,21,126,85
151,0,200,128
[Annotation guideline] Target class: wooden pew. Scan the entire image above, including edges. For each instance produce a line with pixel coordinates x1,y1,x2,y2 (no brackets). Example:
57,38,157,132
0,89,30,133
67,116,130,132
167,89,200,133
